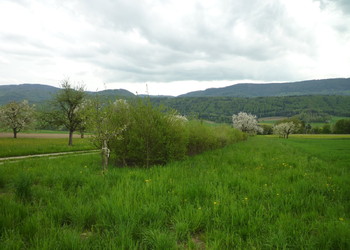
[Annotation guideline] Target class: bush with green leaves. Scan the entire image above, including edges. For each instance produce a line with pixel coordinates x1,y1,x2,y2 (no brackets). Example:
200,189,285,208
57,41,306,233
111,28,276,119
87,99,246,167
333,119,350,134
186,121,246,155
110,99,189,167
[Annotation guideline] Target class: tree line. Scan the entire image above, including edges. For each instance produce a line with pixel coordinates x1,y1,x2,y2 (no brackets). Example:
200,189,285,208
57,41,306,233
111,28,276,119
151,96,350,123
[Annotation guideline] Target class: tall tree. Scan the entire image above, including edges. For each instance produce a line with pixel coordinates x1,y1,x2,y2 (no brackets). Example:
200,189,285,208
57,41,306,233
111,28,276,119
0,100,35,138
333,119,350,134
52,79,85,146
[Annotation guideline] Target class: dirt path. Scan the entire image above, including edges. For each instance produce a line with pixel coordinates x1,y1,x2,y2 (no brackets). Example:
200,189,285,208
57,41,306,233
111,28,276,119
0,132,83,139
0,150,100,163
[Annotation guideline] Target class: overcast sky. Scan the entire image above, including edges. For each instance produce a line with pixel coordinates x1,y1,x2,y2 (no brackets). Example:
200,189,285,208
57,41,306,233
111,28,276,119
0,0,349,96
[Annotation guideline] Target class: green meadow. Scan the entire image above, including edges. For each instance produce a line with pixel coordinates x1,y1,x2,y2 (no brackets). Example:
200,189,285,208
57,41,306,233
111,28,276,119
259,116,349,128
0,138,95,158
0,136,349,249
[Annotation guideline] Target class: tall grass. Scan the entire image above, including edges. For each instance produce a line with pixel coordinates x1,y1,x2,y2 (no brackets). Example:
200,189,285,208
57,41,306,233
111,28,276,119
0,137,349,249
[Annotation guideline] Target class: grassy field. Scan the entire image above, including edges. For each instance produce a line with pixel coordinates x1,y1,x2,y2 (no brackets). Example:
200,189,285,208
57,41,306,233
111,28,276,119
0,138,96,158
0,136,349,249
259,116,349,127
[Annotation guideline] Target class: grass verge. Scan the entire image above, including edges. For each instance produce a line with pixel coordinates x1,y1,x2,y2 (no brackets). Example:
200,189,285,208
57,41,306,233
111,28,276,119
0,136,349,249
0,138,96,158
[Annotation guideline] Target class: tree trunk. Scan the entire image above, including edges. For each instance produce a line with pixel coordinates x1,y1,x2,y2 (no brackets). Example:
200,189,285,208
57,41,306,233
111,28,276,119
68,130,73,146
13,128,17,139
101,140,109,170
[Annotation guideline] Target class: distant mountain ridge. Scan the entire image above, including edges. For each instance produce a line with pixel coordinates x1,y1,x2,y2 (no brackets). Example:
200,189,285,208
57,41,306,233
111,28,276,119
1,78,350,105
0,84,135,105
179,78,350,97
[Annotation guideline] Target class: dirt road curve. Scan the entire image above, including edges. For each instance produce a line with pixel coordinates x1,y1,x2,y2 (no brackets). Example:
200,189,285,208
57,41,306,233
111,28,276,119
0,133,82,139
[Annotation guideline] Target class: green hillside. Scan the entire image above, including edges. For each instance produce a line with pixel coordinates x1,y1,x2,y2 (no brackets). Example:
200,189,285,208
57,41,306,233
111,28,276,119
0,84,135,105
180,78,350,97
0,84,60,105
152,95,350,123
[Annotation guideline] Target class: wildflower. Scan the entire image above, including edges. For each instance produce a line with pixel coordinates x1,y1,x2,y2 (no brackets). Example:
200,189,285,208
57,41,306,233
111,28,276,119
276,193,280,196
244,197,248,201
339,217,344,221
198,207,202,210
213,201,219,205
84,166,88,168
80,171,83,174
145,179,151,183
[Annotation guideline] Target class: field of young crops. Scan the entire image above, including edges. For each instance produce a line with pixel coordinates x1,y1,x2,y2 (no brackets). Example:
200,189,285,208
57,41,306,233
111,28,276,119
0,135,349,249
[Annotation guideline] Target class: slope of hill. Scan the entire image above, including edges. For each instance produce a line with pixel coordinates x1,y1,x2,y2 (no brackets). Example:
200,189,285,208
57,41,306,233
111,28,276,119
151,95,350,123
0,84,135,105
179,78,350,97
0,84,59,105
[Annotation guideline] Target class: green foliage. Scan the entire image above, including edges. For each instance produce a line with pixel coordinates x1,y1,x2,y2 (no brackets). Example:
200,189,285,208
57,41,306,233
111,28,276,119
322,124,331,134
0,137,349,248
259,124,273,135
186,121,246,155
275,117,305,133
333,119,350,134
151,95,350,123
49,79,86,145
295,110,331,123
89,99,246,167
110,99,189,167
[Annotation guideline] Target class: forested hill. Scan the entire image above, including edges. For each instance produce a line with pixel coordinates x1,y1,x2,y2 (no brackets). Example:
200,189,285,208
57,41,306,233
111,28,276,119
151,95,350,123
180,78,350,97
0,84,59,105
0,84,135,105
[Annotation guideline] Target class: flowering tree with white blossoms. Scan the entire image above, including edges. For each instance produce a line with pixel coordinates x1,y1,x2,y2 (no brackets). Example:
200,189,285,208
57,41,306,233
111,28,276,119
232,112,263,135
273,122,297,139
84,98,129,169
0,100,35,138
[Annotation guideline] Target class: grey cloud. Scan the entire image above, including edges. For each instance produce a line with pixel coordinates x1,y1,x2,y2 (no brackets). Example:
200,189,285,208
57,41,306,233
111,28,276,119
315,0,350,14
3,0,347,85
65,0,343,83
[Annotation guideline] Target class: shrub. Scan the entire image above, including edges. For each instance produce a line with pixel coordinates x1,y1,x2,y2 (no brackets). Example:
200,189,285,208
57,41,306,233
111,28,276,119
186,121,246,155
88,98,246,168
111,99,188,167
333,119,350,134
186,120,218,155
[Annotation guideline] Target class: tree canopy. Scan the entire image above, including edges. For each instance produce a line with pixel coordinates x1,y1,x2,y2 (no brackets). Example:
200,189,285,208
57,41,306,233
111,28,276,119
0,100,35,138
50,79,86,145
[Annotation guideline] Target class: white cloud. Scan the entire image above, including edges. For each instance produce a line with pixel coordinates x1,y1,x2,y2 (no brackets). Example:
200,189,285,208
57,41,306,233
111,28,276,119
0,0,349,95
